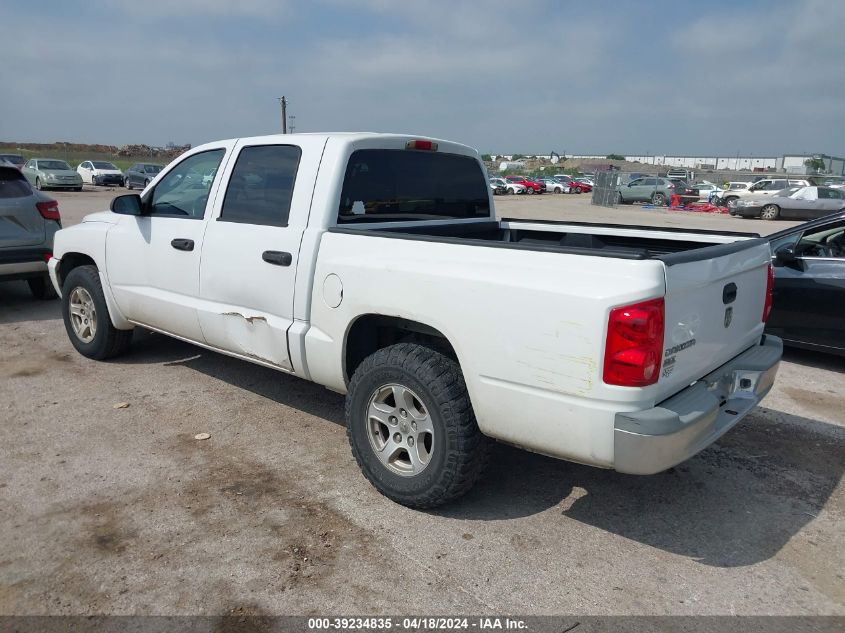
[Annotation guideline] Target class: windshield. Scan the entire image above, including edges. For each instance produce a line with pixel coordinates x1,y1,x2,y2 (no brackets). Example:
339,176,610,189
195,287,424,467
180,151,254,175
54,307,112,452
337,149,489,224
39,160,71,170
92,161,118,169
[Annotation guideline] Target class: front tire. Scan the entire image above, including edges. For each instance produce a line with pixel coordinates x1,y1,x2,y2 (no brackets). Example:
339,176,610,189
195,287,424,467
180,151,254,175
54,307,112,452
61,265,133,360
760,204,780,220
35,177,44,191
652,192,666,206
346,343,489,509
27,275,56,300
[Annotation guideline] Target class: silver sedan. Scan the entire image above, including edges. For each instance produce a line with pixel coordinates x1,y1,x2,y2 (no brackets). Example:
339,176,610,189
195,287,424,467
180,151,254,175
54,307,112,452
733,186,845,220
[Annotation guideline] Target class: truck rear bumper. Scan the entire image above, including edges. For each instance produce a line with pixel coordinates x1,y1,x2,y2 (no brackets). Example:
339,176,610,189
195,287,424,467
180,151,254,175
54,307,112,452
613,335,782,475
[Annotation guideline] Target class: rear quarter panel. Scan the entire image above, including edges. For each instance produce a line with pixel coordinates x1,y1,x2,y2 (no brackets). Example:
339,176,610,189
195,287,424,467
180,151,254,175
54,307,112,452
305,231,667,466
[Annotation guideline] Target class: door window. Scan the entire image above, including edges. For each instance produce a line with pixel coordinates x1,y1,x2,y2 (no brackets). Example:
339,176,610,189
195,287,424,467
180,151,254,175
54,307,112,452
219,145,301,227
818,187,842,200
794,221,845,258
147,150,224,219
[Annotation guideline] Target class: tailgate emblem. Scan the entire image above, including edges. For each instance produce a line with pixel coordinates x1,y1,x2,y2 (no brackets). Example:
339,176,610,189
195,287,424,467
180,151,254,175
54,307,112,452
724,306,733,328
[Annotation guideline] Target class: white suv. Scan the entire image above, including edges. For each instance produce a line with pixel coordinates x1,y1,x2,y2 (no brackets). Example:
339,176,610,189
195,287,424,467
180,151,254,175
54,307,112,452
720,178,810,210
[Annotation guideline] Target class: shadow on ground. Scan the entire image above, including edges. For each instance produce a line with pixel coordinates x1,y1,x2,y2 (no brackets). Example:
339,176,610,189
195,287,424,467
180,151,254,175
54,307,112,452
111,327,845,568
118,328,346,426
0,281,61,324
781,345,845,372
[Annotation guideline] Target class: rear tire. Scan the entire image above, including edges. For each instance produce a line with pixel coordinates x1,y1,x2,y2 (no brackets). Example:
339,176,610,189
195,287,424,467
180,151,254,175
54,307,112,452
27,275,56,300
346,343,490,509
61,265,133,360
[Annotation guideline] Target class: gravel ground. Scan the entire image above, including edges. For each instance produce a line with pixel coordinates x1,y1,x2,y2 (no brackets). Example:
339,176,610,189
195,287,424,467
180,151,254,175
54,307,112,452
0,188,842,616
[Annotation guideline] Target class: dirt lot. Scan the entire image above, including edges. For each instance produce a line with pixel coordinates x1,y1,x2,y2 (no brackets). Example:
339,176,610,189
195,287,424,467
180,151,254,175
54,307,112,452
0,188,842,616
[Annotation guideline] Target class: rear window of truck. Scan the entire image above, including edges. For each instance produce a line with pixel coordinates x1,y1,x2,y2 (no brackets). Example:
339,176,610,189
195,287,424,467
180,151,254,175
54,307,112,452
337,149,489,224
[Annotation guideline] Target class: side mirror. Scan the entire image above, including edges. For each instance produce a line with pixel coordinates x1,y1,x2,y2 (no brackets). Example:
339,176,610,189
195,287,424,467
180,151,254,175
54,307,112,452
110,193,143,216
774,245,797,266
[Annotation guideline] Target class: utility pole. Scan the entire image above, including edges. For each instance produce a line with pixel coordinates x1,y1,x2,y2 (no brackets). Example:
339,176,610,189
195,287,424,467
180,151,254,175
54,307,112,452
278,96,287,134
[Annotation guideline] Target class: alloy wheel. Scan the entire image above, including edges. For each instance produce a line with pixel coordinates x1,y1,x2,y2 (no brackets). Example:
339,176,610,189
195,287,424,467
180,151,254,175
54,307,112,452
68,287,97,344
366,383,435,477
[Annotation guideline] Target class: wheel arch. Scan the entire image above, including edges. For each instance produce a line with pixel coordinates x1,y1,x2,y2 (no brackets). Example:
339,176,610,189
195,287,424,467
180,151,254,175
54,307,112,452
343,313,459,385
56,252,97,289
56,251,132,330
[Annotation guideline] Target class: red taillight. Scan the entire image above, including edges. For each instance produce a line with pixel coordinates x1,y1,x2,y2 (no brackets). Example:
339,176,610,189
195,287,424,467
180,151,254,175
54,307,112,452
43,252,53,262
603,297,665,387
405,139,438,151
36,200,61,221
762,263,774,322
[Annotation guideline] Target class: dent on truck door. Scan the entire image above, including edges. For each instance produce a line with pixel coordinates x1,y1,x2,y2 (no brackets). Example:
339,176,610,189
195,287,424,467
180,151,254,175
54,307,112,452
197,140,323,372
106,148,228,341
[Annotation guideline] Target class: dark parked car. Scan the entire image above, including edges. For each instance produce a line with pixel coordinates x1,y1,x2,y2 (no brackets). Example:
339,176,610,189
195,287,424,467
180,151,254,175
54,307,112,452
0,154,25,170
0,165,61,298
766,211,845,355
669,179,699,202
125,163,164,190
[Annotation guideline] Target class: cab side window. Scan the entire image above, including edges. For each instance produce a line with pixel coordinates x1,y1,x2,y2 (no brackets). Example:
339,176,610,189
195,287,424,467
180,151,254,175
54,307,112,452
147,149,224,219
794,221,845,258
219,145,301,227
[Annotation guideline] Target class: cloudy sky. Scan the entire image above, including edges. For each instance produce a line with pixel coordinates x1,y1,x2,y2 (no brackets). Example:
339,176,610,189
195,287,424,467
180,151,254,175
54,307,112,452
1,0,843,156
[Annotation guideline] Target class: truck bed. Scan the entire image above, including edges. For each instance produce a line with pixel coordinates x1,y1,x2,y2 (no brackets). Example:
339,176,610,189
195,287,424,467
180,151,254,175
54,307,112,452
330,218,764,265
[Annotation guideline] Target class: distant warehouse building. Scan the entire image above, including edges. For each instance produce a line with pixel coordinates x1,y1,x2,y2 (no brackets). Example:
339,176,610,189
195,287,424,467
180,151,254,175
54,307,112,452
778,154,845,176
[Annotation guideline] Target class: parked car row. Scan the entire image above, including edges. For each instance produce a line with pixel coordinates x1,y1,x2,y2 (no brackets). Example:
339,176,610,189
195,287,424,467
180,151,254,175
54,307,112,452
10,156,165,192
488,174,594,195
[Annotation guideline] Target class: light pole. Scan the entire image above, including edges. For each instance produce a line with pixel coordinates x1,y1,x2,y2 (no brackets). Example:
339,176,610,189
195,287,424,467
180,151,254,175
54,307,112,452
277,96,287,134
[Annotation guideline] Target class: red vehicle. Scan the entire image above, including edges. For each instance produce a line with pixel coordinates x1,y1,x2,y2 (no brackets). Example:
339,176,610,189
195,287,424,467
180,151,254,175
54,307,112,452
506,176,544,194
570,179,593,194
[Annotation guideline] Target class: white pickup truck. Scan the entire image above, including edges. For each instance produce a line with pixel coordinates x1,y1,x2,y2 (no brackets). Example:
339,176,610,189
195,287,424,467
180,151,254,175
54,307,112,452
49,133,782,508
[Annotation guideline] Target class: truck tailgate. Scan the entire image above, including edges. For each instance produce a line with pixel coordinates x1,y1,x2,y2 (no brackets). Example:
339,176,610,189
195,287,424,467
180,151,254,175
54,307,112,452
657,239,772,398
